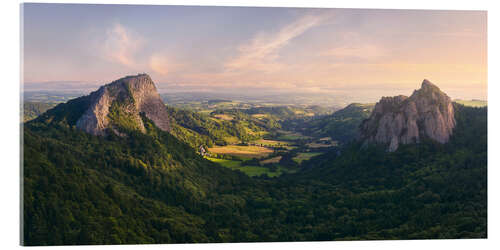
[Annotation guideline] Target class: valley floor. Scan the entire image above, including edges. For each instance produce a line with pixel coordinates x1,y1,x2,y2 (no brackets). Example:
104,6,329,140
22,92,487,245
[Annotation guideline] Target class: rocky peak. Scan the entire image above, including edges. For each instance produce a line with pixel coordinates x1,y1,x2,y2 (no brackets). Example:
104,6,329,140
373,95,408,113
76,74,170,136
360,79,455,152
421,78,439,90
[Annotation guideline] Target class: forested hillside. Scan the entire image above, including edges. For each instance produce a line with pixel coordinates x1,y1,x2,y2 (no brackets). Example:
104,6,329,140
23,99,487,245
23,105,255,245
23,102,57,121
293,104,487,239
288,103,374,144
166,106,269,147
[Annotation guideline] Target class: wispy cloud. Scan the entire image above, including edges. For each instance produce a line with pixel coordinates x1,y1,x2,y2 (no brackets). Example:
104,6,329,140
103,23,144,67
225,13,331,72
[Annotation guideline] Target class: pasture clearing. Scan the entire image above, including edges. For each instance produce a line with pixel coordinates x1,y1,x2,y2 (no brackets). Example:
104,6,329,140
208,145,273,158
213,114,234,121
260,156,282,165
306,141,338,148
292,152,323,164
206,157,283,177
254,139,291,147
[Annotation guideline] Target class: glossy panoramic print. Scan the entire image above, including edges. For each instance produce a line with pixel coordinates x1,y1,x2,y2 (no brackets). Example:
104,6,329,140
21,3,487,245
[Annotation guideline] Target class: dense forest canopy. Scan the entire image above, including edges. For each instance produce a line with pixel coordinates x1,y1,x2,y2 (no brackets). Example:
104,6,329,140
23,98,487,245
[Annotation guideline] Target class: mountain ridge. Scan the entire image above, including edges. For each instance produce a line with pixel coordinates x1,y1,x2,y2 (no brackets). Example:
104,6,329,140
76,74,170,136
360,79,456,151
22,75,487,245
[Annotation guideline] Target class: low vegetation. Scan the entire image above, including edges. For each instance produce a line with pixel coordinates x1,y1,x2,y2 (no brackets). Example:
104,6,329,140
165,106,267,147
207,145,273,159
454,99,487,107
205,157,279,177
23,102,57,122
22,94,487,245
296,103,375,144
292,152,323,164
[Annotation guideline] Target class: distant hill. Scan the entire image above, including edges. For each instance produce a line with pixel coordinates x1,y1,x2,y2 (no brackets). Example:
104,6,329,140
299,103,375,144
299,103,486,239
208,105,329,118
23,74,255,245
23,74,487,245
207,99,232,105
454,99,487,107
23,102,57,122
165,106,270,147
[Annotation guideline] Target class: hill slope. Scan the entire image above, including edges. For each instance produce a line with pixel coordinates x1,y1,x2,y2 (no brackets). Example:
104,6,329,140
296,103,486,239
23,75,487,245
23,75,256,245
22,102,57,122
297,103,374,144
166,106,269,147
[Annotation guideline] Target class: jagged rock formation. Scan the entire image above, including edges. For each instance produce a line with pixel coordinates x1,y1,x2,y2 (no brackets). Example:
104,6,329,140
360,79,455,152
76,74,170,136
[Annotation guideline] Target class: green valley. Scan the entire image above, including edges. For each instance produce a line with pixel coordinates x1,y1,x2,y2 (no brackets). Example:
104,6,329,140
22,84,487,245
19,5,488,247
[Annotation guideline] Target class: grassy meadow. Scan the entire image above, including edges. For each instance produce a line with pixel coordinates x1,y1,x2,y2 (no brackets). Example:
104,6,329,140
206,157,283,177
254,139,290,147
207,145,273,158
293,152,323,164
275,130,312,141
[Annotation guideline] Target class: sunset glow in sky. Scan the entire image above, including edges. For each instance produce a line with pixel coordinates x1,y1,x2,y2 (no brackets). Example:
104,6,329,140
22,4,487,100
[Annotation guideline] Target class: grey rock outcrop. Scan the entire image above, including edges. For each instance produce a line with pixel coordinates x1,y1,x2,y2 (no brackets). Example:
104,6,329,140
360,79,455,151
76,74,170,136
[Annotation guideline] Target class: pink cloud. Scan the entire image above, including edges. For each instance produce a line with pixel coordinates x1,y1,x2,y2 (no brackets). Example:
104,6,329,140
103,23,144,67
149,54,183,76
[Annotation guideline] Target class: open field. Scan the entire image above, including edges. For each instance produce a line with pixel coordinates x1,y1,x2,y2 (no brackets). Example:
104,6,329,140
252,139,296,150
292,152,323,164
243,127,268,137
206,157,283,177
213,114,234,121
293,110,315,116
198,109,214,114
254,139,291,147
260,156,282,165
454,99,487,107
306,141,338,148
206,157,242,168
208,145,273,158
251,114,269,119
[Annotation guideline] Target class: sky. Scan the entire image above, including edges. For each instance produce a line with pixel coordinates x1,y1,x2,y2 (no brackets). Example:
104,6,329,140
22,4,487,100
